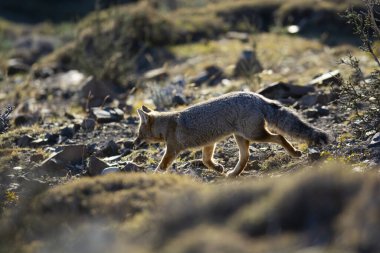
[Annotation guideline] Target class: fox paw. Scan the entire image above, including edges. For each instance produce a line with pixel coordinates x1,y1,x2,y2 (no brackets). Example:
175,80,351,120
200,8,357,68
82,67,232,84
291,150,302,158
213,163,225,173
225,171,238,178
154,168,167,173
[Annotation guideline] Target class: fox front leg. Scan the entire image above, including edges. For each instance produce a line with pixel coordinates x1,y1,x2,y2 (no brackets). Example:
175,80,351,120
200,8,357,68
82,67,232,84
155,146,178,172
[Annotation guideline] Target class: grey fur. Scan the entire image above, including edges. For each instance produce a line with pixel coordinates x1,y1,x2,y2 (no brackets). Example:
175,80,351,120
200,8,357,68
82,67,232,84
136,91,329,150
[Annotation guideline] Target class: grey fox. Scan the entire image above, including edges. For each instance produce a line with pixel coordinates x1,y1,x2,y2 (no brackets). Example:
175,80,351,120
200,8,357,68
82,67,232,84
134,91,329,177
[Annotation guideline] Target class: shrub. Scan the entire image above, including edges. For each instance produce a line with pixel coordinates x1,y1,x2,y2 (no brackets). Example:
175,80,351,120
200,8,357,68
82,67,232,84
0,105,13,134
338,0,380,137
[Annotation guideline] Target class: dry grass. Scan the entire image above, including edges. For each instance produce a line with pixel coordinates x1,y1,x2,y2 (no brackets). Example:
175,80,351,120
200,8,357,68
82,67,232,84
2,164,380,252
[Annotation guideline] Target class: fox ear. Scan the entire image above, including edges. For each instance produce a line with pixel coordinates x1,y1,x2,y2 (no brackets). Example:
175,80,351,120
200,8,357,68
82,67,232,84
141,105,152,113
137,109,148,124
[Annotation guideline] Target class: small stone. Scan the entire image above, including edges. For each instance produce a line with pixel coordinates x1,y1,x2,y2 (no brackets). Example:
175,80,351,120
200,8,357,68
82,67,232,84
190,71,209,86
101,167,120,175
307,70,342,86
14,114,38,126
298,94,318,107
13,166,23,170
257,81,315,100
172,94,186,106
17,135,34,147
190,65,224,87
90,107,124,123
60,126,76,139
98,140,119,157
308,148,321,161
88,156,110,176
122,161,144,173
7,59,29,75
316,106,330,116
123,140,135,149
45,133,60,145
369,132,380,148
305,108,320,119
82,118,96,132
53,144,89,164
287,25,300,34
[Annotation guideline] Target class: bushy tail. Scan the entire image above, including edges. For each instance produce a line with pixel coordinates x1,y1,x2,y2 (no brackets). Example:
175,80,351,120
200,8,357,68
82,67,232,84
263,102,330,145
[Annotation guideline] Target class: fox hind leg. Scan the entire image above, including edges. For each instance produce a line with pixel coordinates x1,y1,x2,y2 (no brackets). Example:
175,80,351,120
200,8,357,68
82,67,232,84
226,135,250,178
202,144,224,173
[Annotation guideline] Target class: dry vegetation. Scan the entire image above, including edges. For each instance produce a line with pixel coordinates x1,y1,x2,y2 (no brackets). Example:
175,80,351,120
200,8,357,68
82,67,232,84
1,166,380,253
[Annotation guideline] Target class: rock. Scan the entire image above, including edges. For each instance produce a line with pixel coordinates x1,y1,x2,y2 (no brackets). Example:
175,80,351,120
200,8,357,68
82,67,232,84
257,81,315,100
89,107,124,123
190,71,209,86
54,144,89,163
101,167,120,175
14,114,39,126
60,125,77,139
190,65,224,87
98,140,120,157
226,31,249,42
17,135,34,147
317,106,330,116
298,92,334,108
307,70,342,86
305,108,320,119
369,132,380,148
123,140,135,149
298,94,318,107
144,67,169,81
45,133,60,145
37,145,89,176
122,161,144,173
30,137,48,146
234,49,263,77
287,25,300,34
308,148,321,161
205,65,224,86
7,59,30,75
102,155,122,163
81,76,117,107
172,94,187,106
316,93,335,105
81,118,96,132
88,156,110,176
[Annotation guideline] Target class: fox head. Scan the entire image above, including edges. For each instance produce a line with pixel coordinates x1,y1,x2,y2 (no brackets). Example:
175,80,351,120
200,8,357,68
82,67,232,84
134,105,162,147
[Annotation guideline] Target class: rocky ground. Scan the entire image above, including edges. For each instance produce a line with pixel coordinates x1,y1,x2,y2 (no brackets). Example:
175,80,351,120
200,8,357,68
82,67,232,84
0,1,379,252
